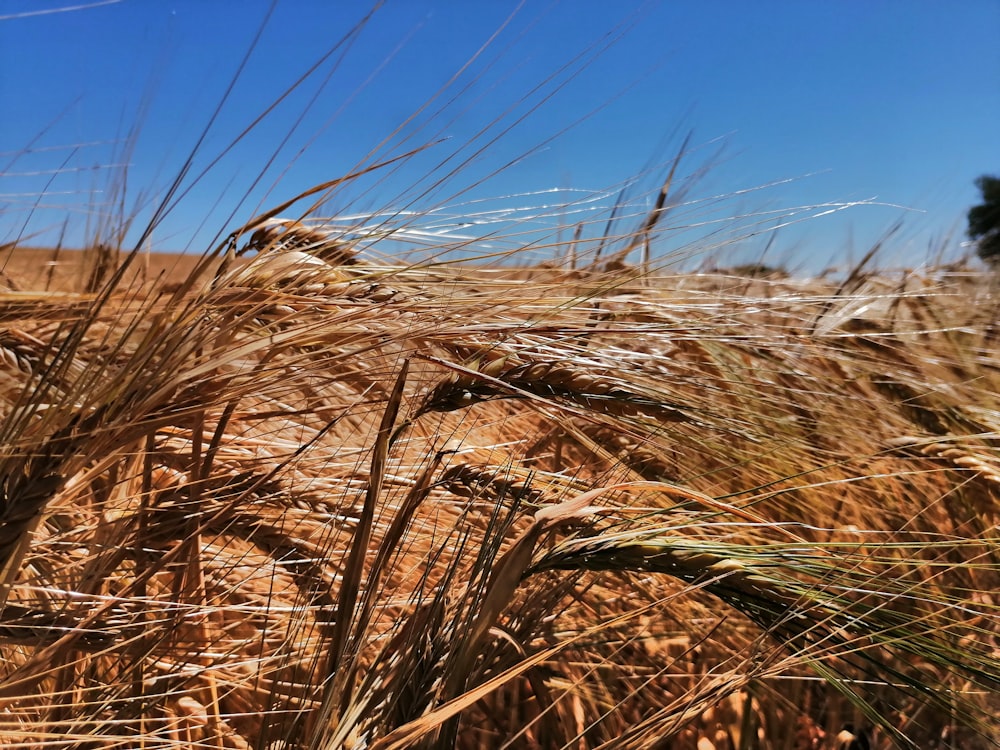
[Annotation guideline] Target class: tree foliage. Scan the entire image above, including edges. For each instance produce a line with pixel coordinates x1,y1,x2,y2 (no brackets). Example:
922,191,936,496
968,174,1000,264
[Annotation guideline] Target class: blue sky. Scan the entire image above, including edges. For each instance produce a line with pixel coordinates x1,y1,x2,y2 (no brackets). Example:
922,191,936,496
1,0,998,272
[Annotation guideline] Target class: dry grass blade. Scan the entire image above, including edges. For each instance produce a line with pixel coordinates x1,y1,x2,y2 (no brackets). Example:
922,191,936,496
315,359,410,745
602,131,692,272
444,488,610,694
529,530,1000,743
415,353,692,423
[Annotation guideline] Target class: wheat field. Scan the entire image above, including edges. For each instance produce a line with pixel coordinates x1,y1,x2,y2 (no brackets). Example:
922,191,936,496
0,206,996,750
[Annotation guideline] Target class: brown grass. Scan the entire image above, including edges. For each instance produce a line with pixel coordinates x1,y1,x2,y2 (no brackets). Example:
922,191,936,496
0,229,996,749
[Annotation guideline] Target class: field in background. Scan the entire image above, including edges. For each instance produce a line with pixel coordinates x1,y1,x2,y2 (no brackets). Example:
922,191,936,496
0,228,996,749
1,247,208,292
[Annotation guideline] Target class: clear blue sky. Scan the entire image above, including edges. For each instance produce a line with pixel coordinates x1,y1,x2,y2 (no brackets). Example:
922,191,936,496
1,0,998,272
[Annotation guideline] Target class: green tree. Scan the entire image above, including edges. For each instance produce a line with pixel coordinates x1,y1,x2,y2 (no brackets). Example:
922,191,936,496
968,174,1000,264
